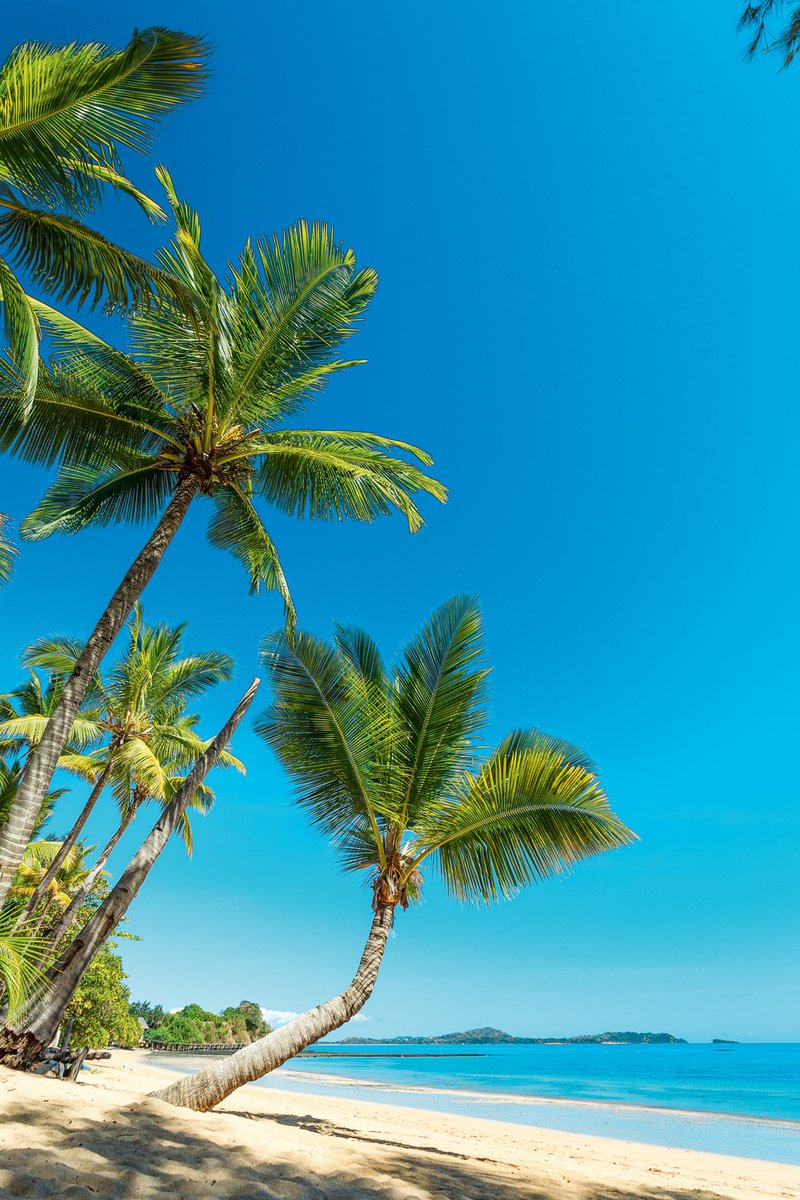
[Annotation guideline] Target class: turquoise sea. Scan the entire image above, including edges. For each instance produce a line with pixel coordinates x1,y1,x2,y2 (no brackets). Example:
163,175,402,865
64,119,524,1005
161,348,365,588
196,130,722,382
148,1042,800,1166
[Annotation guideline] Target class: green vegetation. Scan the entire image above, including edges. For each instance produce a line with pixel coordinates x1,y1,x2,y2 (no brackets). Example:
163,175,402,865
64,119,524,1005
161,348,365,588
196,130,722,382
139,1000,270,1046
64,938,141,1049
0,28,209,407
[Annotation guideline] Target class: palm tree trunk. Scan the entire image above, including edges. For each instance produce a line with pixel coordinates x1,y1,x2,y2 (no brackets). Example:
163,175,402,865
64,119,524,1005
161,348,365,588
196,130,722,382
0,677,259,1068
45,795,143,950
12,760,115,930
151,902,395,1112
0,474,200,908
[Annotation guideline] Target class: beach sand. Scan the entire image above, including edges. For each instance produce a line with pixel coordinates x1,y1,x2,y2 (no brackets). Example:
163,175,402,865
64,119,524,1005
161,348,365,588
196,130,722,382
1,1053,798,1200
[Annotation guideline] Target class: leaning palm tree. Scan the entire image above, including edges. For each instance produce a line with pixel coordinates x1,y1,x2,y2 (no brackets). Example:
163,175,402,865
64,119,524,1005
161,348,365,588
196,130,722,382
0,27,208,410
2,605,236,924
152,596,635,1111
0,174,446,908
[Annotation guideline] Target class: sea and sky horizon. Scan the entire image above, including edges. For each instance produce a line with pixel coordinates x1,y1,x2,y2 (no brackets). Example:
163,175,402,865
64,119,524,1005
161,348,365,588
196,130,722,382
1,0,797,1058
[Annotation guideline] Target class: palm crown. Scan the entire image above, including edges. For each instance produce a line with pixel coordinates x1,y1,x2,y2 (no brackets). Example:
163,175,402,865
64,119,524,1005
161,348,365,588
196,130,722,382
257,595,635,908
0,28,209,408
2,171,446,623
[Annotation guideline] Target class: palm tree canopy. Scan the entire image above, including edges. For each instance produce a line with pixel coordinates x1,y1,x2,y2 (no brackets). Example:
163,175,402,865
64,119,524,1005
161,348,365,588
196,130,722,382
19,603,240,804
0,173,446,621
0,28,209,407
256,596,635,907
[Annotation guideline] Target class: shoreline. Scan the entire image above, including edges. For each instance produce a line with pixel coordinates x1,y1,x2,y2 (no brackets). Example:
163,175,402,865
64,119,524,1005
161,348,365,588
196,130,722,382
2,1052,799,1200
147,1049,800,1132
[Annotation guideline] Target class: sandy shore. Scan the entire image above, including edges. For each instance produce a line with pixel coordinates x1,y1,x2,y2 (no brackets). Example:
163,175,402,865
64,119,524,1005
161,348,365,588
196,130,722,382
1,1052,798,1200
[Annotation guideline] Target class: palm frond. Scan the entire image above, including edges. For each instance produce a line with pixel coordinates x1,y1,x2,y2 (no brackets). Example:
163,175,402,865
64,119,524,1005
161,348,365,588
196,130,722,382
257,431,447,531
0,199,194,314
410,732,635,904
0,29,209,206
256,630,390,858
396,595,489,824
207,486,296,624
0,511,16,583
0,911,49,1020
0,252,38,410
224,222,377,425
20,458,176,539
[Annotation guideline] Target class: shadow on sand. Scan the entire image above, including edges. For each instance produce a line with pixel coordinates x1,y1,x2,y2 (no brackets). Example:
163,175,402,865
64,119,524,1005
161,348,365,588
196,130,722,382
1,1094,741,1200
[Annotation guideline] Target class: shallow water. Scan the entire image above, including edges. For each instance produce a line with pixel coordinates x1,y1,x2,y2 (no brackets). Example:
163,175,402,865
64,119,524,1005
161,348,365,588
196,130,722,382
146,1042,800,1165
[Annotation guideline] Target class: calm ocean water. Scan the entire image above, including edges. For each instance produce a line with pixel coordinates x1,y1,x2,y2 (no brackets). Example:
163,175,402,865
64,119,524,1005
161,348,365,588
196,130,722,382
147,1042,800,1165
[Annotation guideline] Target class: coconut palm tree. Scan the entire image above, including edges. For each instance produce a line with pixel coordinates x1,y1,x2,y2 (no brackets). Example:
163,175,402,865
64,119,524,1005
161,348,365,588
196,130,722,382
0,677,259,1066
0,175,446,908
2,605,237,923
151,596,635,1112
0,27,209,411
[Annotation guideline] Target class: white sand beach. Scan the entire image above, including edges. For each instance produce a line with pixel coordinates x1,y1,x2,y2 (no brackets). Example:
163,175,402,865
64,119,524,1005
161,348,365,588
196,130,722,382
1,1053,797,1200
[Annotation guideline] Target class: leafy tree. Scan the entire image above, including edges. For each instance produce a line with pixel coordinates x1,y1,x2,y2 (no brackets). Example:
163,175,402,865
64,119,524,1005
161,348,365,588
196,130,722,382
0,174,445,909
64,936,141,1049
127,999,164,1028
0,28,208,409
143,1000,269,1045
152,597,635,1111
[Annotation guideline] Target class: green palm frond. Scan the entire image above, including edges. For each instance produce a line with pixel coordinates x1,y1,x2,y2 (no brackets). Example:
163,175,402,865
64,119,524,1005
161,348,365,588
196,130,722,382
395,595,489,824
0,511,16,583
207,486,296,623
0,912,49,1020
21,457,176,539
409,732,634,904
0,253,38,409
257,431,446,531
0,200,194,314
113,736,168,801
224,222,377,425
0,29,209,206
257,630,392,859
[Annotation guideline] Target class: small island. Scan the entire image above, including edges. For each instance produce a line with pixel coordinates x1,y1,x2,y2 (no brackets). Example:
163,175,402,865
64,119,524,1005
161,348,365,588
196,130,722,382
330,1026,686,1046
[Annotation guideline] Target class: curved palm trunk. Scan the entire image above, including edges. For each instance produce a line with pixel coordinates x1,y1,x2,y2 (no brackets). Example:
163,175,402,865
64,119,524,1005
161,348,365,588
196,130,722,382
0,475,200,908
0,677,258,1068
151,902,394,1112
12,761,115,930
44,796,143,950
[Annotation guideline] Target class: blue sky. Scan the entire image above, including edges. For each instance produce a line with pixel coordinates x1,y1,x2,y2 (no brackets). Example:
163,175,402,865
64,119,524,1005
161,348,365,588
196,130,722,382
1,1,798,1042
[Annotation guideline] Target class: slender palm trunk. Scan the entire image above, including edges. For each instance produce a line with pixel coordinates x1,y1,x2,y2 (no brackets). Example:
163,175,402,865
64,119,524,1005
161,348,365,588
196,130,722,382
151,902,395,1112
0,475,200,908
12,761,115,930
0,677,258,1068
45,796,142,950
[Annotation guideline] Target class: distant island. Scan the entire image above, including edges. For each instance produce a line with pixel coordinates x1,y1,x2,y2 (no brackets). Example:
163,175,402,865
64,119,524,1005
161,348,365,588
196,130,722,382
712,1038,739,1044
330,1026,686,1046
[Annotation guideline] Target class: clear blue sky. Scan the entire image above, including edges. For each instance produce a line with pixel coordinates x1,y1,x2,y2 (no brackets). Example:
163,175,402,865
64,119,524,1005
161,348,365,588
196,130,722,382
1,1,798,1042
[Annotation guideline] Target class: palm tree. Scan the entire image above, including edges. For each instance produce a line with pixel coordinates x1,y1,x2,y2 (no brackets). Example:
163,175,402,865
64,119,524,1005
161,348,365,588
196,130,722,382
0,175,446,909
151,596,635,1112
0,677,259,1065
2,605,236,923
0,28,209,411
